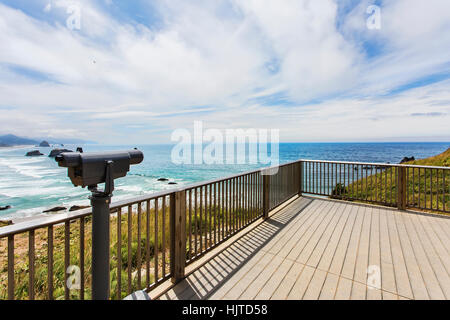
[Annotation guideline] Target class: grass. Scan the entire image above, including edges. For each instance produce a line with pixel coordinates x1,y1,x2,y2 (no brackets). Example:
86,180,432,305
336,148,450,212
0,201,258,300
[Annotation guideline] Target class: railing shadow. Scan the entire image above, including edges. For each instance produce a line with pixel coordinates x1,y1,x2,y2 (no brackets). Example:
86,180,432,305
158,197,314,300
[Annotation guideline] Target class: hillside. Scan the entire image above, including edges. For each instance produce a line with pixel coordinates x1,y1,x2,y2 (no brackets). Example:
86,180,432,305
0,134,38,146
343,147,450,213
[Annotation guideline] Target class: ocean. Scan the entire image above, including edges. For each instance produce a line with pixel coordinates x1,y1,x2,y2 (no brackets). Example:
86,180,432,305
0,142,448,220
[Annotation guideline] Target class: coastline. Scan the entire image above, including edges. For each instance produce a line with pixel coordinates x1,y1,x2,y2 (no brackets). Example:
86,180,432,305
1,142,449,224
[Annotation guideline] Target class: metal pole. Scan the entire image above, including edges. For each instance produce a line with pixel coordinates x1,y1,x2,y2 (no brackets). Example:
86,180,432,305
90,193,111,300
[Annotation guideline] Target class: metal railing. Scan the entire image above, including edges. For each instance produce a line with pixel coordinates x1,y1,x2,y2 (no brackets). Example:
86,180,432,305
0,159,448,300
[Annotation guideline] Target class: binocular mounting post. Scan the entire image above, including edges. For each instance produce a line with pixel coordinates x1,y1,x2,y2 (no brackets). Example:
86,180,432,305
89,160,114,300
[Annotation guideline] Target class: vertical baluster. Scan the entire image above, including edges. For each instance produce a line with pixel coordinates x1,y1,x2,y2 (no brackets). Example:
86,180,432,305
188,190,192,260
117,207,122,297
29,230,35,300
162,197,166,277
430,169,433,210
205,184,208,248
417,168,422,208
154,199,159,282
47,226,53,300
64,221,70,300
436,169,439,211
194,188,198,256
145,201,150,287
385,166,388,205
221,181,224,240
80,217,85,300
8,235,14,300
199,186,203,253
137,203,142,289
127,205,132,293
214,183,217,245
443,169,446,212
209,184,212,247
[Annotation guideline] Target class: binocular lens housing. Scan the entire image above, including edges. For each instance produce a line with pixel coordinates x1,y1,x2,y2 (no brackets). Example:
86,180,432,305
55,149,144,187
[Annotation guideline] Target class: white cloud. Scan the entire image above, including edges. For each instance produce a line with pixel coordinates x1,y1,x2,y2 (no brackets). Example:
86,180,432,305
0,0,449,143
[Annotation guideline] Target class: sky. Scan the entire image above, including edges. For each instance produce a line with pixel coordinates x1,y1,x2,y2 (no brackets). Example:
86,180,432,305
0,0,449,144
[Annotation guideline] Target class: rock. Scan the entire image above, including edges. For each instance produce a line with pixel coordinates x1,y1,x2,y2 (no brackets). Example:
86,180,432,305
48,148,73,157
69,205,90,212
0,220,13,227
400,156,415,164
157,178,169,181
168,182,177,185
43,206,66,213
39,140,50,147
0,205,11,211
26,150,44,156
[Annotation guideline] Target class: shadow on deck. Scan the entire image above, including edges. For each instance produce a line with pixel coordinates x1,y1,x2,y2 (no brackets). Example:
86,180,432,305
156,196,450,300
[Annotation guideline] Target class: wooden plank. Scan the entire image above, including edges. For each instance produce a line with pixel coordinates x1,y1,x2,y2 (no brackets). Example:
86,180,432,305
400,211,445,299
415,214,450,275
378,208,397,294
334,277,352,300
353,206,372,284
255,258,295,300
393,210,429,299
318,273,339,300
382,291,398,300
339,206,365,279
366,287,382,300
286,265,315,300
385,209,413,299
410,214,450,299
223,252,275,299
317,203,353,272
307,203,348,268
270,262,305,300
351,281,366,300
368,207,381,291
240,254,284,299
302,269,327,300
328,204,360,275
287,201,337,262
268,200,326,258
208,250,268,299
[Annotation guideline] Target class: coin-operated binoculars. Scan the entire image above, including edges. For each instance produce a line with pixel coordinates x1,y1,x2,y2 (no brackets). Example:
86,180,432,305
56,149,144,300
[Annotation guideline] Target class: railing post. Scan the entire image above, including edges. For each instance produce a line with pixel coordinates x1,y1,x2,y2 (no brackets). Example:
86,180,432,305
397,166,407,210
263,173,270,220
170,190,186,283
298,161,303,197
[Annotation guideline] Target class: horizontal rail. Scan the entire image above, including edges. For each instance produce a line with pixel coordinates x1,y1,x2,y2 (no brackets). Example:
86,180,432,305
1,157,448,300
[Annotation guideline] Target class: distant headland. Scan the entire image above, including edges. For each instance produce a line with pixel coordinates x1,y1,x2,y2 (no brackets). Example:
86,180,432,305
0,134,96,147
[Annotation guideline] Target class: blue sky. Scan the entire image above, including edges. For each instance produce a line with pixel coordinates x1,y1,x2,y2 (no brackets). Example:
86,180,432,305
0,0,449,143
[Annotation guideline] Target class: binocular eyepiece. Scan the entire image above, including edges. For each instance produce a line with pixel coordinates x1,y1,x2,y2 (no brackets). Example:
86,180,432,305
55,149,144,188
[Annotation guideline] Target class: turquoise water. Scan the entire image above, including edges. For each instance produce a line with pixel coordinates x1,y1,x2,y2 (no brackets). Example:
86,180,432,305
0,142,448,219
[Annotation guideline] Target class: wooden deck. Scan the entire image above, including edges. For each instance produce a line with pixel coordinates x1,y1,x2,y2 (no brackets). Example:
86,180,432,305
157,196,450,300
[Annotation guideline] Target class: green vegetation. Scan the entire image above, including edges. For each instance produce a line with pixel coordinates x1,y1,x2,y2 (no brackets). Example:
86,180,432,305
0,202,257,300
333,148,450,212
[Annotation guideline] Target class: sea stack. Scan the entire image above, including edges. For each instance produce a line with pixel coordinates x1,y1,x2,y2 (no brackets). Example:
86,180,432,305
39,140,50,147
26,150,44,156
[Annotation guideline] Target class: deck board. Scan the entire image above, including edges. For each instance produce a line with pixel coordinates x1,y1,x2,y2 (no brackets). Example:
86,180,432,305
157,197,450,300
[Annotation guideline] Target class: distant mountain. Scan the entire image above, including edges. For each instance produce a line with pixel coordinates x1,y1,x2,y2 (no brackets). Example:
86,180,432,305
0,134,38,146
0,134,96,146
